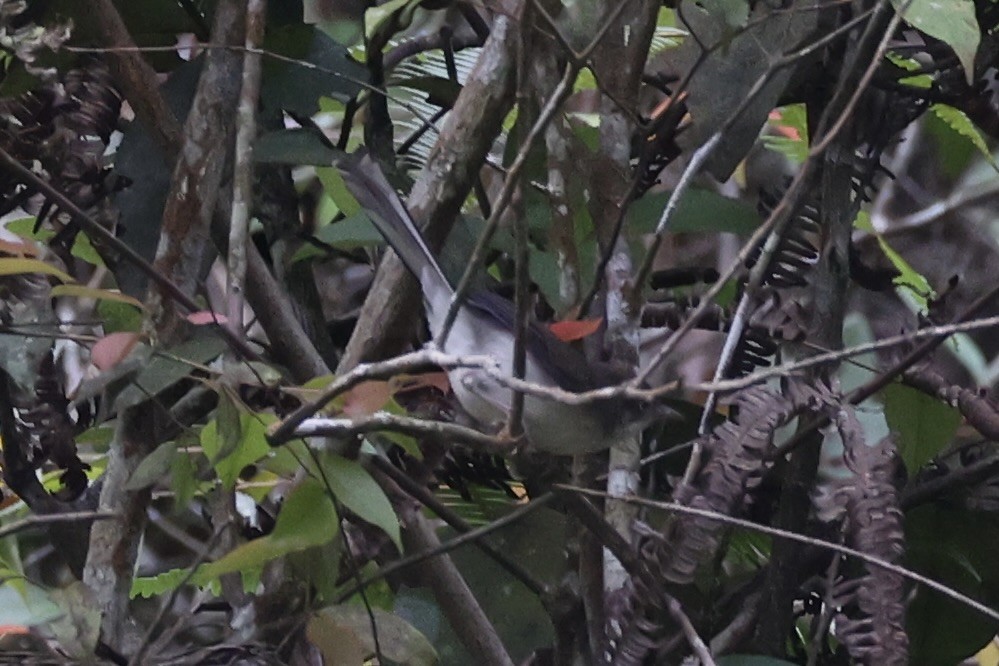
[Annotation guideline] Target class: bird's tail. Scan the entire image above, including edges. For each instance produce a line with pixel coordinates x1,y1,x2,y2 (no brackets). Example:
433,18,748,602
337,150,452,306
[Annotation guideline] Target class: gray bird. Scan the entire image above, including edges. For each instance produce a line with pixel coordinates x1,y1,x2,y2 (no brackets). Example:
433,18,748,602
337,151,673,455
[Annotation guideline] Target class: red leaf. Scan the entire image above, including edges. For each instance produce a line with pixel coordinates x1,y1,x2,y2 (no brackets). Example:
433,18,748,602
341,381,393,417
548,318,602,342
186,310,227,325
91,332,141,371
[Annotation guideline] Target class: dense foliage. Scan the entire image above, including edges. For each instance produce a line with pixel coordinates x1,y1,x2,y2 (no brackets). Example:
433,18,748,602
2,0,999,664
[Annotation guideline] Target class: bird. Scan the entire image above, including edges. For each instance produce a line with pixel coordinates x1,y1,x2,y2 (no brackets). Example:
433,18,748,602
337,150,673,455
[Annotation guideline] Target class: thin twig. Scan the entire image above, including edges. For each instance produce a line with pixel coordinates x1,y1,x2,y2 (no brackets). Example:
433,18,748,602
225,0,266,337
0,510,116,540
334,493,555,603
561,486,999,623
668,596,716,666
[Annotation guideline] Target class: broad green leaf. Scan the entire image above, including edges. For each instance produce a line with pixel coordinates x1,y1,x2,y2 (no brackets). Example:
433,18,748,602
906,505,999,664
892,0,979,84
322,453,401,549
883,383,960,473
317,166,361,217
114,328,226,410
0,578,61,625
70,231,103,266
696,0,749,29
200,396,274,490
930,104,999,174
191,478,339,585
629,188,762,235
254,128,343,166
854,211,932,304
303,213,386,257
309,605,437,666
126,441,176,491
763,103,808,164
171,434,200,510
262,25,368,115
364,0,416,40
97,299,144,333
0,257,72,283
131,568,196,599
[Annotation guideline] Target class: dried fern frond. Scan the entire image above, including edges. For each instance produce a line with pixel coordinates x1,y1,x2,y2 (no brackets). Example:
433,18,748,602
818,409,908,665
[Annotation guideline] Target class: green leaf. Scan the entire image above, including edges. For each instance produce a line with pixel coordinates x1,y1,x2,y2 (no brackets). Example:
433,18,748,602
854,211,932,304
695,0,749,29
114,328,226,410
70,231,103,266
762,103,809,164
891,0,979,84
126,441,176,491
170,435,200,510
629,188,762,235
0,577,61,625
200,396,274,490
131,568,196,599
0,257,72,283
321,453,401,549
191,478,339,586
930,104,999,174
310,212,386,250
883,383,961,473
906,505,999,664
254,128,344,166
317,166,361,217
97,299,144,333
309,605,437,666
262,25,368,115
